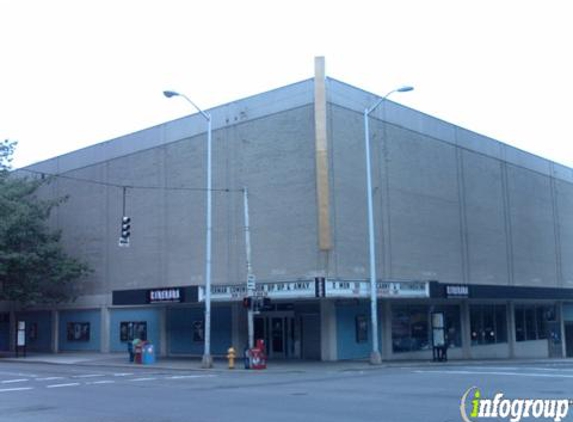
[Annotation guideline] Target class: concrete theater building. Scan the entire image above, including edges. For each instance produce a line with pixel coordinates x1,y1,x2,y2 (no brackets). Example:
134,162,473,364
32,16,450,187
2,57,573,361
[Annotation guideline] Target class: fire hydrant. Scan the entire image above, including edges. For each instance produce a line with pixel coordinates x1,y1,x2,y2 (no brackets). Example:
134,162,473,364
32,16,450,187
227,347,236,369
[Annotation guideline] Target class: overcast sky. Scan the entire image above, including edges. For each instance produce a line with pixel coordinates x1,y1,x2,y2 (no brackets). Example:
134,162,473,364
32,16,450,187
1,0,572,169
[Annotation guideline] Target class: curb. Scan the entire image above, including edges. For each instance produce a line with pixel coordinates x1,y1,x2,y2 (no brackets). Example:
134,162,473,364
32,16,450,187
2,354,571,373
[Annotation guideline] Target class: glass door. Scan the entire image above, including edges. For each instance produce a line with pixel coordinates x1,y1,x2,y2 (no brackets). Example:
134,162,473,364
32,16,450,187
254,313,298,359
271,317,285,358
0,313,9,351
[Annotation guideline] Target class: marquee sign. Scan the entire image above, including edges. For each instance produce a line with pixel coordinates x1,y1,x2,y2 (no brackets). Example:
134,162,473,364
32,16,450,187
377,281,429,298
326,280,430,299
445,284,469,298
148,288,183,303
199,279,430,302
200,281,318,302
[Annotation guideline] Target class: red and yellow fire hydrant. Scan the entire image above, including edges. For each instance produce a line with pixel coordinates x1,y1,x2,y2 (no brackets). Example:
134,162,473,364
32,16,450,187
227,347,236,369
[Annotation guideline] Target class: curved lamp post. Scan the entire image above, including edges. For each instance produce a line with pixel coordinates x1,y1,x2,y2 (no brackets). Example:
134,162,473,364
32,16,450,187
364,86,414,364
163,90,213,368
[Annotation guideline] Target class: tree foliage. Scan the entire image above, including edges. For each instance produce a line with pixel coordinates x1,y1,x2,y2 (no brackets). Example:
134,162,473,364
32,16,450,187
0,140,91,305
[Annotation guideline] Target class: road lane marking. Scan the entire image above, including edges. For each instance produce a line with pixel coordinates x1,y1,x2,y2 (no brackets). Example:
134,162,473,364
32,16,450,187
47,383,81,389
130,377,157,382
87,380,116,385
0,387,34,393
1,379,29,384
465,366,521,371
415,370,573,379
35,377,65,381
113,373,134,377
73,374,106,379
167,375,214,379
530,367,573,372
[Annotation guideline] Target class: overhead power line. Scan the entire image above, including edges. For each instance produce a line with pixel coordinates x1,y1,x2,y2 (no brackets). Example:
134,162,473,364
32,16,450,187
16,167,240,193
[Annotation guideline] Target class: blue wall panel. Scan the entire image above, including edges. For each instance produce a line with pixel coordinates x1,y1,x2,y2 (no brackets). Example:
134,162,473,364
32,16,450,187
15,311,52,352
336,302,381,360
0,314,9,351
168,306,232,355
110,308,161,353
58,309,101,351
564,303,573,322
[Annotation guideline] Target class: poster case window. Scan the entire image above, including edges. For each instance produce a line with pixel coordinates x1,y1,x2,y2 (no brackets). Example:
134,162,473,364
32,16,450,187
193,320,205,343
120,321,147,342
355,315,368,343
28,323,38,341
67,322,91,342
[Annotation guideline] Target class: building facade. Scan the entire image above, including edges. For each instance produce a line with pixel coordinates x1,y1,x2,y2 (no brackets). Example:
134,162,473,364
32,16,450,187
2,59,573,361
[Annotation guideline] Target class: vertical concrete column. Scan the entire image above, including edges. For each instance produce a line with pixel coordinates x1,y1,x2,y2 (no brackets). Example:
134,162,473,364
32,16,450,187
51,310,59,353
231,303,243,349
381,301,393,359
455,146,470,284
320,300,337,361
159,307,167,357
507,301,516,358
314,56,332,252
100,306,110,353
500,159,515,286
460,301,471,359
549,165,564,287
558,302,566,358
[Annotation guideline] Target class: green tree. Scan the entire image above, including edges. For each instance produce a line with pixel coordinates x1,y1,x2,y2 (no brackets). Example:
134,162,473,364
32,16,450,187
0,140,91,305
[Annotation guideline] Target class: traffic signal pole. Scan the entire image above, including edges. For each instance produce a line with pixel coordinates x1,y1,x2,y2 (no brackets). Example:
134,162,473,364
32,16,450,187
243,187,255,349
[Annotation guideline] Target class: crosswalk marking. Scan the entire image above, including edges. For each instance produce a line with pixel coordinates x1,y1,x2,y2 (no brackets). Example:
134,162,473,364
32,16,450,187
0,371,217,393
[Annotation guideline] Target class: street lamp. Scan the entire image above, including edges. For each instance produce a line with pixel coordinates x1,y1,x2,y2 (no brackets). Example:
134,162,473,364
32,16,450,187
163,90,213,368
364,85,413,364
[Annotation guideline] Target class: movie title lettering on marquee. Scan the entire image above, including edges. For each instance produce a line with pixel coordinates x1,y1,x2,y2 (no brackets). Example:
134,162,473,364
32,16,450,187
199,279,430,302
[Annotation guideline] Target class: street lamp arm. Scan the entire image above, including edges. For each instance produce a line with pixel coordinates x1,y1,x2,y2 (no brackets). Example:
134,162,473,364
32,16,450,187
365,86,414,116
163,90,210,121
178,94,211,122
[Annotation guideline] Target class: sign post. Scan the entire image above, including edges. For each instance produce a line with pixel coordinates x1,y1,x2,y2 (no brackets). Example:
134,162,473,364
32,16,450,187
431,312,447,361
243,188,256,349
16,321,26,357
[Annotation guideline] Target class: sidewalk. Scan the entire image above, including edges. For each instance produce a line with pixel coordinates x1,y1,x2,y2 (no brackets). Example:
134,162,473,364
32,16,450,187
0,352,375,372
1,351,571,372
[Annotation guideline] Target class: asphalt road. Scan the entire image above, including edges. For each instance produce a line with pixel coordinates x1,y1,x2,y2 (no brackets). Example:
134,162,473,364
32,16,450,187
1,361,573,422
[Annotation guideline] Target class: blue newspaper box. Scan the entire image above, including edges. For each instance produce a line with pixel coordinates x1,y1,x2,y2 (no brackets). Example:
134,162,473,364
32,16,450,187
142,342,156,365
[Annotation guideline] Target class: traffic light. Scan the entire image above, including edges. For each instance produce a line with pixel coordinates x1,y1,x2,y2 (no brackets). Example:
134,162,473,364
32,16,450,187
119,216,131,246
242,297,252,309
